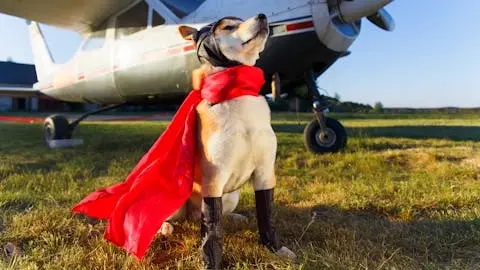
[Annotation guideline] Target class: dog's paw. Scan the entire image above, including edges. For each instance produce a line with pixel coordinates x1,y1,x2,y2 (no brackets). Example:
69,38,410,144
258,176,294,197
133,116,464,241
158,222,174,236
226,213,248,222
276,246,296,260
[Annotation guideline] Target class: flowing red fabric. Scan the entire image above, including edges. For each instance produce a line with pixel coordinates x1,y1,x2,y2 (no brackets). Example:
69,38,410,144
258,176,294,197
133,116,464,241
71,65,265,259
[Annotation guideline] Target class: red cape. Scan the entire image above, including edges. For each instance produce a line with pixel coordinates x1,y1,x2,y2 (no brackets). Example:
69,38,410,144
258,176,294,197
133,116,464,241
72,65,265,259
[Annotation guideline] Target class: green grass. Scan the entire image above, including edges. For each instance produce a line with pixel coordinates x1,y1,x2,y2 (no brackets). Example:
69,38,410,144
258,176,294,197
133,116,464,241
1,113,480,269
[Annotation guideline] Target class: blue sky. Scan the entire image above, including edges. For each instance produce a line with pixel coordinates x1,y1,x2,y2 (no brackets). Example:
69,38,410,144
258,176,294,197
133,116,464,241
0,0,479,108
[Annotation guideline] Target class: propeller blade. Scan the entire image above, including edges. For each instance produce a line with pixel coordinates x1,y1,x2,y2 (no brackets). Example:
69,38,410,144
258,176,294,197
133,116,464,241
367,8,395,31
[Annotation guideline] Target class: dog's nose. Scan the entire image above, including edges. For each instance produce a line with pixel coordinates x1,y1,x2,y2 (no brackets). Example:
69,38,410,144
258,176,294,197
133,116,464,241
257,13,267,20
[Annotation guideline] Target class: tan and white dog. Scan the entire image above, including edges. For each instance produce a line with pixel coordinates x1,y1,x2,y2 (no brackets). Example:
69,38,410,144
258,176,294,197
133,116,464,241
159,14,295,268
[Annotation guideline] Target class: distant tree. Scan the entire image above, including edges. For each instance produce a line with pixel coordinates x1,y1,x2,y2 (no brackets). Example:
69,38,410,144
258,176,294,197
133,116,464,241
373,101,384,113
334,92,341,102
6,56,13,62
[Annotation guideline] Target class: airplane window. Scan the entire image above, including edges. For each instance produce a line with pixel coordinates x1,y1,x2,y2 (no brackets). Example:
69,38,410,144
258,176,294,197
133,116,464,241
82,30,107,51
160,0,206,18
116,1,149,39
152,11,166,26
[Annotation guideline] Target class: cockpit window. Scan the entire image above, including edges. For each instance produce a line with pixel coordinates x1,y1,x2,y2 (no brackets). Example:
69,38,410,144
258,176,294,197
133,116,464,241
82,30,107,51
81,21,108,52
159,0,206,18
152,10,166,26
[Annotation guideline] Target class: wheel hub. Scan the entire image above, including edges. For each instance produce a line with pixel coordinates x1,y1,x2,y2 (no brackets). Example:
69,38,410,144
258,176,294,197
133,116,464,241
315,128,337,147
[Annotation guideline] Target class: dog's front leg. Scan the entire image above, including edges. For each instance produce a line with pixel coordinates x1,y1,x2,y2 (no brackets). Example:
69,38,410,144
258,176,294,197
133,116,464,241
255,189,280,251
201,197,223,269
255,189,296,259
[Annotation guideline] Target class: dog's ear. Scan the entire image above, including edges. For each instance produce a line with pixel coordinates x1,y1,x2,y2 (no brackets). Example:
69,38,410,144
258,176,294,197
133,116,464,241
178,26,198,41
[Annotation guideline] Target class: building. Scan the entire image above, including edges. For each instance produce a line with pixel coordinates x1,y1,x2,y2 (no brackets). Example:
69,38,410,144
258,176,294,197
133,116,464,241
0,61,70,112
0,61,38,111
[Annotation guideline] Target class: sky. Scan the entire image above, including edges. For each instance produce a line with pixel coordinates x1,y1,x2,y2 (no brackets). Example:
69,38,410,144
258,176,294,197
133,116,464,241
0,1,479,108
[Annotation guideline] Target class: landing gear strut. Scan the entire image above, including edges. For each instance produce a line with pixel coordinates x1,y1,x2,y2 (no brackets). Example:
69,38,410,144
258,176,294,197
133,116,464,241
303,70,347,154
43,103,125,147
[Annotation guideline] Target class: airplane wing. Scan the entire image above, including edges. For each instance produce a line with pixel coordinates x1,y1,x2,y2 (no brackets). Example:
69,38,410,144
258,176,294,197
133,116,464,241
0,86,40,98
0,0,136,33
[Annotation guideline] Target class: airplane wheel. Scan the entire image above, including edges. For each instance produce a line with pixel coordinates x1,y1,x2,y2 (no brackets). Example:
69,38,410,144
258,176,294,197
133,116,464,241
43,115,71,142
303,117,347,154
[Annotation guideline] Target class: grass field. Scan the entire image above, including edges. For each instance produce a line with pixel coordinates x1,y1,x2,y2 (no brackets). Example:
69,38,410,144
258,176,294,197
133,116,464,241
1,113,480,269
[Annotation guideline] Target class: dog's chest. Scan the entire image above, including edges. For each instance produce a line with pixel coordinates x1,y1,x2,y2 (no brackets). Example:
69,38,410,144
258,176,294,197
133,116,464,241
197,95,276,192
210,96,271,132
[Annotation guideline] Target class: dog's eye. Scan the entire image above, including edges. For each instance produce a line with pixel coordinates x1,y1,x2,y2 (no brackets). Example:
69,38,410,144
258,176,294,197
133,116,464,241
223,25,236,31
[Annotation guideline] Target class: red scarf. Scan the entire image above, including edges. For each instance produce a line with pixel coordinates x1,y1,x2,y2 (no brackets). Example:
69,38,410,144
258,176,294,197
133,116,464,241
72,65,265,259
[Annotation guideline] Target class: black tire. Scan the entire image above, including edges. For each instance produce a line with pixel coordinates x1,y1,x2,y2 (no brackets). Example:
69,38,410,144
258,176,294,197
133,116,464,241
43,115,71,142
303,117,347,154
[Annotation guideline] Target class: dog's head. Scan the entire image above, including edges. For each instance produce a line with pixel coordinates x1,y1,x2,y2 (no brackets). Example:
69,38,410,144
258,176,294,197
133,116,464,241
179,14,269,67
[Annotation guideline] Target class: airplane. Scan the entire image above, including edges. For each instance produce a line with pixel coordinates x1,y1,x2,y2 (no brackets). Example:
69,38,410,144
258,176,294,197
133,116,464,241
0,0,395,154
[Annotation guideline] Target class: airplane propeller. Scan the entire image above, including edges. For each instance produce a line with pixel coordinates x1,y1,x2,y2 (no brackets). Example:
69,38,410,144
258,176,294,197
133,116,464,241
366,8,395,31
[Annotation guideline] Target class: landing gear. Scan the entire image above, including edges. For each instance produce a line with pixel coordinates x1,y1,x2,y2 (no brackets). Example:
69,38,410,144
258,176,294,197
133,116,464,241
43,115,71,141
303,70,347,154
43,103,125,147
303,108,347,153
271,72,281,102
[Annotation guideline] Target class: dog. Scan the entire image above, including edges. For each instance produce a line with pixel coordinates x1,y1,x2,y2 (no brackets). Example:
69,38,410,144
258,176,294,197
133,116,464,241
158,14,295,268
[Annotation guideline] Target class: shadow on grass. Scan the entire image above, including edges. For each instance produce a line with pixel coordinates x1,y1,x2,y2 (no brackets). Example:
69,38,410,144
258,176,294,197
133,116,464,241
221,203,480,269
272,123,305,134
0,161,59,183
0,200,34,213
349,126,480,142
13,161,57,174
137,203,480,269
272,123,480,142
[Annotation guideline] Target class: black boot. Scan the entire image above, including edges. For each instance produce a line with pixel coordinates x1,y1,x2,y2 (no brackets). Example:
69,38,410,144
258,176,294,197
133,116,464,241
255,189,280,252
201,197,223,269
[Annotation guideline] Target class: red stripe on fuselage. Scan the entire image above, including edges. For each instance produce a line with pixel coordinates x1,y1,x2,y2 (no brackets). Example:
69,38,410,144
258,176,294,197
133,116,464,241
183,44,195,52
167,47,182,55
286,21,314,31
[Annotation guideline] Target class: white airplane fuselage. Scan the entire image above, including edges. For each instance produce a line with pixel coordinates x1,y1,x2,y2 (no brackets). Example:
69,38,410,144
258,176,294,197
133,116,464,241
31,0,394,105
